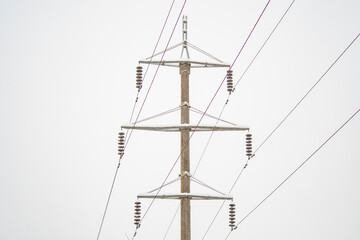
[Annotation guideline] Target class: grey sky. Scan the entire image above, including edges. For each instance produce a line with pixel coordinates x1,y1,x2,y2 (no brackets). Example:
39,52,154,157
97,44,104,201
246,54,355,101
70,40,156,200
0,0,359,240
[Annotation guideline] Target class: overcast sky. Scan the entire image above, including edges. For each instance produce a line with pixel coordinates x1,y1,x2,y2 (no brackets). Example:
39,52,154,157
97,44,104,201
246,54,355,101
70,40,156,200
0,0,359,240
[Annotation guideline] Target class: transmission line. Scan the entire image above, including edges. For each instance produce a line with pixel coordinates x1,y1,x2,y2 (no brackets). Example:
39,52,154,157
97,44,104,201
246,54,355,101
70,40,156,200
125,0,187,153
224,108,360,240
139,1,272,238
130,1,189,238
96,1,177,239
254,33,360,155
199,1,297,238
127,0,176,125
202,31,359,239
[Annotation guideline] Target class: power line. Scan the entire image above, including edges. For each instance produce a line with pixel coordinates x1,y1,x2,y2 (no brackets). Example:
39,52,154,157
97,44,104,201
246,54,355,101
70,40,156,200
197,0,296,181
190,0,271,177
129,1,189,238
219,32,360,239
125,0,187,153
192,0,271,178
142,1,272,238
201,19,360,240
96,158,122,240
233,0,296,90
199,1,297,238
224,108,360,240
253,33,360,155
204,32,359,240
162,204,181,240
127,0,176,125
96,1,177,239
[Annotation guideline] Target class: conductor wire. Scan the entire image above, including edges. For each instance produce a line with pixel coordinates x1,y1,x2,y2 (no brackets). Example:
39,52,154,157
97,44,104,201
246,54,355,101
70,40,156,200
199,1,298,238
224,108,360,240
146,1,272,239
253,33,360,155
96,1,177,239
131,0,188,238
233,0,296,90
127,0,176,125
126,0,187,155
203,31,359,240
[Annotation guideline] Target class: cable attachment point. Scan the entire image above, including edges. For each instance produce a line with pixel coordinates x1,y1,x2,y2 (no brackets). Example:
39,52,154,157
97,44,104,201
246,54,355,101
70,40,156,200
134,201,141,228
181,101,190,107
118,131,125,156
136,66,143,91
245,133,253,159
229,202,236,230
182,171,191,177
227,70,233,93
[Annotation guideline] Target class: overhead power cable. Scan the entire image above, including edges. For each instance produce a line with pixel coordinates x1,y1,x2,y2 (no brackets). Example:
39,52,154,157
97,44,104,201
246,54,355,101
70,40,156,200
196,0,296,178
224,108,360,240
130,1,189,239
127,0,176,125
95,1,177,240
197,2,297,238
96,158,122,240
233,0,296,90
254,32,360,155
125,0,188,155
202,30,359,239
138,1,272,238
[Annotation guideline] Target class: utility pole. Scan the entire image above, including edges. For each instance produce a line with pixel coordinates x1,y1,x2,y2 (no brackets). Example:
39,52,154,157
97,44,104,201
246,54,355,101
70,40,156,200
180,62,191,240
180,16,191,240
121,15,250,240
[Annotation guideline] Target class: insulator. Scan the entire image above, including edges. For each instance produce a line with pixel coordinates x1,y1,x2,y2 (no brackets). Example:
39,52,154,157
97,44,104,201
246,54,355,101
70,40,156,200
245,133,252,158
246,133,252,141
118,132,125,156
229,203,236,229
134,201,141,226
136,66,143,90
227,70,233,93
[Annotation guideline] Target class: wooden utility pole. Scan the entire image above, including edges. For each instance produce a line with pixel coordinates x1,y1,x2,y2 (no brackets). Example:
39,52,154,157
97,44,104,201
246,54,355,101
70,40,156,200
180,62,191,240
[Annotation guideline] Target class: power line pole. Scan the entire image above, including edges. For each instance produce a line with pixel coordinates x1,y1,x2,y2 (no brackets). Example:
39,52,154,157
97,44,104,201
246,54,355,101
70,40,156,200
180,61,191,240
180,16,190,240
122,15,250,240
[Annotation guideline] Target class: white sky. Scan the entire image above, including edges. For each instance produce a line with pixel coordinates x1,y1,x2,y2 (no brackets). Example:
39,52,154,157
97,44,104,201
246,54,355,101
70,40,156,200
0,0,359,240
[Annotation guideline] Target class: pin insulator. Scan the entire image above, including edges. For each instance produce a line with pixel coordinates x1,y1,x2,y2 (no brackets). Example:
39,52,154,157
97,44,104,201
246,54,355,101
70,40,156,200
136,66,143,90
227,70,233,93
118,132,125,156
